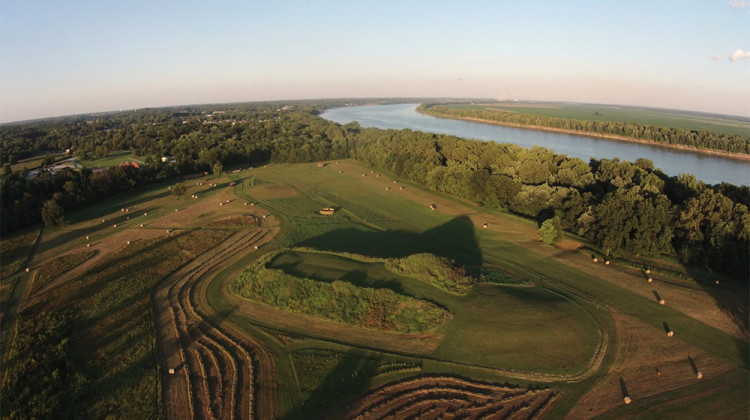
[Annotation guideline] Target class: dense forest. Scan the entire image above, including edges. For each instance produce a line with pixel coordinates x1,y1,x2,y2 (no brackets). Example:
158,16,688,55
1,100,748,278
417,103,750,155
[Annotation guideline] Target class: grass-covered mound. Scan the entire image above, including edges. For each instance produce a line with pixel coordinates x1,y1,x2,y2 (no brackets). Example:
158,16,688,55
385,253,475,294
232,252,450,333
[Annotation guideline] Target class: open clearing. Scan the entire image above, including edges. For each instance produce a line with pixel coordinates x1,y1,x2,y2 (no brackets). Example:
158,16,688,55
2,160,747,419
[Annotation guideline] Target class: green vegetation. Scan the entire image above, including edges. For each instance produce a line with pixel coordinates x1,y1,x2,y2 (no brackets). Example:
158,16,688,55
1,310,82,419
0,230,38,279
539,217,562,245
32,250,95,293
418,102,750,154
2,229,230,418
79,150,144,169
2,101,747,419
384,253,474,294
232,252,450,334
470,102,750,136
480,267,529,286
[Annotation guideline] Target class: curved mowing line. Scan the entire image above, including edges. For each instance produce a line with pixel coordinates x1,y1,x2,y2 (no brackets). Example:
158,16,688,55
158,229,270,420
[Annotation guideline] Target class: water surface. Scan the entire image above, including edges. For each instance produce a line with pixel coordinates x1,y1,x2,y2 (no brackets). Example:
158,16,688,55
322,104,749,186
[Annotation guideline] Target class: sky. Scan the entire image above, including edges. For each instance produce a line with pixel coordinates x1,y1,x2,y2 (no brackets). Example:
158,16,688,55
1,0,749,123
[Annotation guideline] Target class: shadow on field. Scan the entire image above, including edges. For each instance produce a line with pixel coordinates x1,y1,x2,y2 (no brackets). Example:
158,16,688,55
299,215,482,273
295,348,391,420
684,265,749,368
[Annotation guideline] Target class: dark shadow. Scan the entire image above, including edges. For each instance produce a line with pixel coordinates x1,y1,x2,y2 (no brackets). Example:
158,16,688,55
687,355,698,375
683,265,749,368
298,215,483,274
619,378,629,398
663,322,672,335
652,290,662,303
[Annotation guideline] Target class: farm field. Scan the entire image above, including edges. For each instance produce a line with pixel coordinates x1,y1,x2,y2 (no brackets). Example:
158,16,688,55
468,102,750,136
1,159,747,419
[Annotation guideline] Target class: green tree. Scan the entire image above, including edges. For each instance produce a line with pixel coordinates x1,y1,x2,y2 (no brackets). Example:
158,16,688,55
41,199,65,228
539,217,562,245
212,162,223,176
171,182,186,197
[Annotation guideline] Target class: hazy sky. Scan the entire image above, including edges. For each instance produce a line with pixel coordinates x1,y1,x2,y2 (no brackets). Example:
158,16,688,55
1,0,749,122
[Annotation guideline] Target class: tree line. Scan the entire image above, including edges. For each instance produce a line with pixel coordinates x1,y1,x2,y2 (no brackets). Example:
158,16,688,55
1,101,748,278
417,103,750,155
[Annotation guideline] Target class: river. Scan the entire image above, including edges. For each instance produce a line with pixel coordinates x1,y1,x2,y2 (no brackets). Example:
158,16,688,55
322,103,749,186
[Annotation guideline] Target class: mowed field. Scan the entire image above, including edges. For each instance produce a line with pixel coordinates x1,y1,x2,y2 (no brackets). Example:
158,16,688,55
468,102,750,136
2,159,747,419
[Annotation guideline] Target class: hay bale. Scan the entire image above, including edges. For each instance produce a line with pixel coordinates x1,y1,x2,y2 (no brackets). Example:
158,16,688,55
648,278,653,283
605,260,610,265
86,236,89,240
593,258,598,263
140,224,144,227
244,202,248,206
250,202,255,206
126,241,130,245
624,396,632,404
253,245,259,250
696,371,703,379
168,368,175,375
102,219,106,223
144,212,148,216
121,208,125,212
659,299,665,305
25,268,29,272
715,280,720,285
113,224,117,228
87,243,90,247
645,269,651,274
126,216,130,220
483,223,488,229
667,331,674,337
174,209,179,212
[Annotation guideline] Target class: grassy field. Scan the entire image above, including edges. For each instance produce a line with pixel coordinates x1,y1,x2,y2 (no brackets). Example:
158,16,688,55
466,102,750,136
79,150,145,168
3,159,747,419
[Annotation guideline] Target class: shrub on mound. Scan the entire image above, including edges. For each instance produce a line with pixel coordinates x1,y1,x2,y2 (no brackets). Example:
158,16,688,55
232,254,449,334
385,253,474,294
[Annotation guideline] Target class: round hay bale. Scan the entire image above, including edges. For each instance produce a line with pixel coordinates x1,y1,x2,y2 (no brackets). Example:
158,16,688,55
648,277,653,282
605,260,610,265
250,203,255,206
113,224,117,228
174,209,178,212
25,267,29,272
696,371,703,379
127,241,130,245
102,219,106,223
715,280,720,285
667,331,674,337
125,208,129,212
244,202,248,206
121,208,125,212
659,299,665,305
86,236,89,240
219,203,224,206
86,243,90,248
338,170,342,173
168,186,171,190
144,212,148,216
253,245,258,250
140,224,144,227
126,216,129,220
483,223,488,229
593,258,598,263
624,396,632,404
645,269,651,274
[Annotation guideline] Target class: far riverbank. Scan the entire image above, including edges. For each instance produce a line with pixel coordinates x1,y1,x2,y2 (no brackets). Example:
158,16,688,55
417,109,750,163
